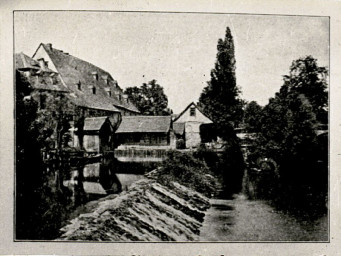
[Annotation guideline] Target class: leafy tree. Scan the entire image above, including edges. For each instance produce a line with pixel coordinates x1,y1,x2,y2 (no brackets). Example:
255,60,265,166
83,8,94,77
16,71,74,239
198,27,245,197
281,56,328,123
198,26,244,135
247,57,328,212
32,91,74,151
243,101,263,132
124,80,172,115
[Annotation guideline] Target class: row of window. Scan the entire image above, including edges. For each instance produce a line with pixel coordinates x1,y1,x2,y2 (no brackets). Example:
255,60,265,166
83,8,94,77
76,82,127,101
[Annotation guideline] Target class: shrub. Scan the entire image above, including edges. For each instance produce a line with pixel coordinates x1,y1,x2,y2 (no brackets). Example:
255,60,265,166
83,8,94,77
156,150,218,197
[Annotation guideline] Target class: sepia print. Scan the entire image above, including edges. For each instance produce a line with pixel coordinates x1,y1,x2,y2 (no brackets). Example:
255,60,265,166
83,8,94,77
14,11,329,242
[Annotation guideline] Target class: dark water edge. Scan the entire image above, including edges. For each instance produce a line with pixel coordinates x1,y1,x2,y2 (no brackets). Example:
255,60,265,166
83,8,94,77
15,156,155,240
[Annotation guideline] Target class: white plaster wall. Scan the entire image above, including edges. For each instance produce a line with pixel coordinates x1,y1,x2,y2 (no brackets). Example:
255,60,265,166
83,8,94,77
185,122,202,148
174,105,212,124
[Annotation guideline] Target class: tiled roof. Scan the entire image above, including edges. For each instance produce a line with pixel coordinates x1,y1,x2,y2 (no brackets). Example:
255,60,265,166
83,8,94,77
26,74,69,92
173,122,185,135
15,53,69,93
83,116,110,131
82,181,107,195
116,116,171,133
39,43,139,113
15,53,40,71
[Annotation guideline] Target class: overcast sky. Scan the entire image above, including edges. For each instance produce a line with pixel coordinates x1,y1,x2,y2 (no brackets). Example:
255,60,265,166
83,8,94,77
14,11,329,113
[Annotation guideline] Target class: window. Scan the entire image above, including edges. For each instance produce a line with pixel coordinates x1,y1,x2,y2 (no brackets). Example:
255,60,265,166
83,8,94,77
92,86,96,94
190,107,196,117
77,81,81,90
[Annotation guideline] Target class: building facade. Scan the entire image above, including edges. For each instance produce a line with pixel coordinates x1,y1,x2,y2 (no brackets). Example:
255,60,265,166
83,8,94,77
16,43,141,153
173,102,214,148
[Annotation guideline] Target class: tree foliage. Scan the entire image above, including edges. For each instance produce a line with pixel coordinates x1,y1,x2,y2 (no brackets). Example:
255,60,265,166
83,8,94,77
198,27,244,135
243,101,263,132
124,80,172,116
247,56,328,211
281,56,328,123
16,71,74,239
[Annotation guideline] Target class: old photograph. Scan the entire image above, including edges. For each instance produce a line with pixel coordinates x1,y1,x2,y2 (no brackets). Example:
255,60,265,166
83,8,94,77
14,11,329,242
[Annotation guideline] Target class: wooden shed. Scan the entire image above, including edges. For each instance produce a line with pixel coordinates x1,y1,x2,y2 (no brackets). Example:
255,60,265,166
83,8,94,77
82,116,115,152
115,116,174,147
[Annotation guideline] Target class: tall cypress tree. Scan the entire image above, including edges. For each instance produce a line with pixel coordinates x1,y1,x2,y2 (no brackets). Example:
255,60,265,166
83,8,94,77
199,27,245,197
198,27,243,137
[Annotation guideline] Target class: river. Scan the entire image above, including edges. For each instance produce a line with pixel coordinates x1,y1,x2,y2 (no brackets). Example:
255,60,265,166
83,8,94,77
200,194,328,241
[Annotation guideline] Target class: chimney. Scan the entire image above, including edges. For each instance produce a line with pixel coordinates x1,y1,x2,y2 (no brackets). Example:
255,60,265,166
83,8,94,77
46,43,52,50
91,71,98,81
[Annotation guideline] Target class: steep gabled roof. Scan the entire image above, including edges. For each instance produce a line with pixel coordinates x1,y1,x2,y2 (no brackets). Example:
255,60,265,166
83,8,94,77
34,43,139,113
116,116,171,133
15,53,69,93
173,102,213,123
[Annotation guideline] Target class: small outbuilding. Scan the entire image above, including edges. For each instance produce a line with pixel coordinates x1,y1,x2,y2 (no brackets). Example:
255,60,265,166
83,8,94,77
115,116,174,148
173,102,215,148
80,116,115,152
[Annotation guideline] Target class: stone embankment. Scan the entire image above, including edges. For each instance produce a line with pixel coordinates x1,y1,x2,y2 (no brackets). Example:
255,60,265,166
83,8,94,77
58,174,210,241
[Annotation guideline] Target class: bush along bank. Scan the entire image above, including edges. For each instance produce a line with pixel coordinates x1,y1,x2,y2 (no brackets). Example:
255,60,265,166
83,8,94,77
58,151,217,241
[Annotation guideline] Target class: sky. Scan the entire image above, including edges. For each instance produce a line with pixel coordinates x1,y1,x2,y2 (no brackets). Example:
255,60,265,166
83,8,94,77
14,11,329,113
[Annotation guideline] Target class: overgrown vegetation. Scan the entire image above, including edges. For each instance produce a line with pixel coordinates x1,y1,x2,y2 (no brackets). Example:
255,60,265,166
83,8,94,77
155,150,218,198
197,26,246,197
245,56,328,215
16,71,74,239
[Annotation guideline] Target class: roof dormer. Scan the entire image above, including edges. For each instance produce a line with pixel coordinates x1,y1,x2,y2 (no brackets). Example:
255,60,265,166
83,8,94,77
105,87,111,97
102,75,109,85
91,71,98,81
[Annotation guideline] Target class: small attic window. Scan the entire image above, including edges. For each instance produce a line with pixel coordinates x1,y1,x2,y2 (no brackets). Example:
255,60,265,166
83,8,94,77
102,75,109,85
77,81,82,90
88,85,96,94
190,106,196,117
105,87,111,97
92,72,98,81
112,80,118,88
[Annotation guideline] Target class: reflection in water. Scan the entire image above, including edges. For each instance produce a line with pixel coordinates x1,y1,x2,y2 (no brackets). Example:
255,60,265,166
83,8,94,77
63,156,145,207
